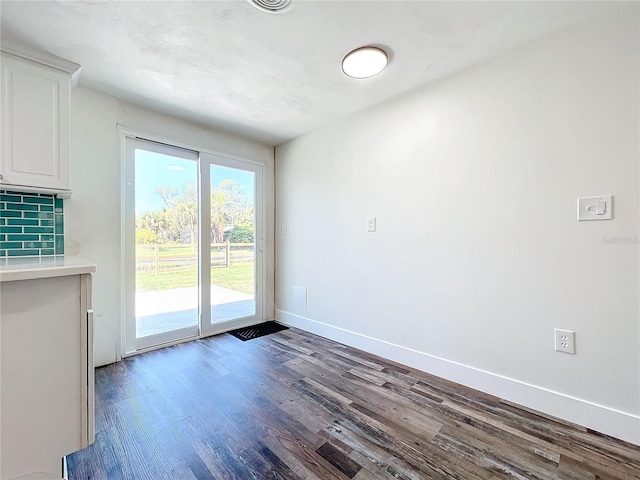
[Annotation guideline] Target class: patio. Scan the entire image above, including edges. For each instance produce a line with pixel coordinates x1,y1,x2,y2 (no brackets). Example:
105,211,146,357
136,285,254,337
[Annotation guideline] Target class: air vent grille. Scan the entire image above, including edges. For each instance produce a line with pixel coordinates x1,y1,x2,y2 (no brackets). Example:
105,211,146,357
249,0,292,13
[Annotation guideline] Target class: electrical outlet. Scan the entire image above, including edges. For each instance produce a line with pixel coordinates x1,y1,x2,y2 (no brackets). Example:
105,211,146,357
367,217,376,232
554,328,576,354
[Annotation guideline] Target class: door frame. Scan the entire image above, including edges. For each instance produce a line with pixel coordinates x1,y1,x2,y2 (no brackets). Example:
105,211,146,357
200,152,264,337
120,128,267,357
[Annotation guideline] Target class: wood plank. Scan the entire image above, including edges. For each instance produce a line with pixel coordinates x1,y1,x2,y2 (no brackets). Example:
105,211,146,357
67,327,640,480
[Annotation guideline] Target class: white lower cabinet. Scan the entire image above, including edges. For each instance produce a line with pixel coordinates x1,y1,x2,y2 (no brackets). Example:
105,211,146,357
1,273,94,480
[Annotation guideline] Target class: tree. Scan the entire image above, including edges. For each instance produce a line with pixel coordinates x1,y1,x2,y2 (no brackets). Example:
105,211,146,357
155,185,179,208
137,180,254,245
182,182,197,202
170,197,198,244
210,191,226,243
137,210,173,243
227,224,254,243
217,179,250,226
136,228,156,244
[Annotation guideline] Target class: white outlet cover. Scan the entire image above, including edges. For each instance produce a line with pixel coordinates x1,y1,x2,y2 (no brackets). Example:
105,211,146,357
554,328,576,354
577,196,612,221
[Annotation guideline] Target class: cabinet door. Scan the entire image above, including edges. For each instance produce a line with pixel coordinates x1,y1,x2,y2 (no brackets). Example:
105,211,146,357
1,275,84,479
1,54,70,190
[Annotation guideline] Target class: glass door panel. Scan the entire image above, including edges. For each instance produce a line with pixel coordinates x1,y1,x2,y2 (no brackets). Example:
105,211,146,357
125,137,264,353
132,141,200,349
210,164,256,323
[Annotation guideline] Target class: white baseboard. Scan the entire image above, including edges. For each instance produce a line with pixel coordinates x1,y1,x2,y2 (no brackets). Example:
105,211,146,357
276,309,640,446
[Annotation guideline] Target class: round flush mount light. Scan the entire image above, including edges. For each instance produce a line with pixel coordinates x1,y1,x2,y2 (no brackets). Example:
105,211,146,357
342,46,388,79
247,0,293,14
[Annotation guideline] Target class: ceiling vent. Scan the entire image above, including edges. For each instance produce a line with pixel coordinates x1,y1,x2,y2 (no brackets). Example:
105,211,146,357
248,0,293,13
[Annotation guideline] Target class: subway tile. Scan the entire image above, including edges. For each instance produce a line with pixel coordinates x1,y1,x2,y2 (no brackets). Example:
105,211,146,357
1,190,62,257
7,249,39,256
24,212,53,219
1,210,22,218
8,219,37,226
55,214,64,234
24,241,54,249
55,235,64,254
24,226,54,234
22,196,53,205
7,234,39,241
5,203,38,211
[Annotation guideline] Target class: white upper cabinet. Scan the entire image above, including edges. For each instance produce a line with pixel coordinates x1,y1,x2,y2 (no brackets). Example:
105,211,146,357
1,51,79,194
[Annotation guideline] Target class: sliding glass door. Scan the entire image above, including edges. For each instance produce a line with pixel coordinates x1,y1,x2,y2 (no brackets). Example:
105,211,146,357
124,137,263,353
200,153,263,337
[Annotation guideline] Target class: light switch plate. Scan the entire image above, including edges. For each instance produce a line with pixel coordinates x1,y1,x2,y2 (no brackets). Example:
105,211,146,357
367,217,376,232
577,196,612,221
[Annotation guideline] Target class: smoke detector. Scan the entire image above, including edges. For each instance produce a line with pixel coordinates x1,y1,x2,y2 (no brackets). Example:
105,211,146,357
248,0,293,13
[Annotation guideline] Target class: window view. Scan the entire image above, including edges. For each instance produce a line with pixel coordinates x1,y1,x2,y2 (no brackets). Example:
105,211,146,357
210,164,256,323
133,149,257,341
134,149,199,339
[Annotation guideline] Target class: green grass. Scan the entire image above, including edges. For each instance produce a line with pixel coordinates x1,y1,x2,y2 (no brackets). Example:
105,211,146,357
136,263,254,294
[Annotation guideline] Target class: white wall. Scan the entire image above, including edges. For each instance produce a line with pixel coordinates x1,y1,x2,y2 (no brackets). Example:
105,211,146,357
66,88,120,366
67,88,274,367
275,11,640,444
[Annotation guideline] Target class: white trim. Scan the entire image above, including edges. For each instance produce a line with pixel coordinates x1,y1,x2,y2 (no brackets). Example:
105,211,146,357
122,317,267,358
122,135,136,356
199,153,212,331
117,125,127,362
276,309,640,446
118,125,268,168
136,325,200,350
1,44,81,85
0,183,72,197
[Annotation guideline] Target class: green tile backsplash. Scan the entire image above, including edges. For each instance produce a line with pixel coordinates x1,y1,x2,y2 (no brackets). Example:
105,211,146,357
0,190,64,257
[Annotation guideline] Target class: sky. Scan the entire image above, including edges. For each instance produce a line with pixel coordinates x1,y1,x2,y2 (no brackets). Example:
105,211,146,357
134,149,254,215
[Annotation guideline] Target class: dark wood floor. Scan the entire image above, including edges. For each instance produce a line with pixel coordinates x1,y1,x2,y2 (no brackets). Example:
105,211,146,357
68,327,640,480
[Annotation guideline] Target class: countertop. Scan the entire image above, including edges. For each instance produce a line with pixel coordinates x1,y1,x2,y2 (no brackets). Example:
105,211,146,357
0,255,96,282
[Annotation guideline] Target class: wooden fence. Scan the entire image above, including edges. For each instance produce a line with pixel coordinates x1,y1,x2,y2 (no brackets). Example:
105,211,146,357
136,243,254,275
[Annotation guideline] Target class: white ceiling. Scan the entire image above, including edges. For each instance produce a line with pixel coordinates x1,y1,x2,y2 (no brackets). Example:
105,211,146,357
0,1,616,146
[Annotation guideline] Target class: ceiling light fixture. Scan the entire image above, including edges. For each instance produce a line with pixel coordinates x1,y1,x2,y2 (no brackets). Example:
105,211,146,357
342,46,388,79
